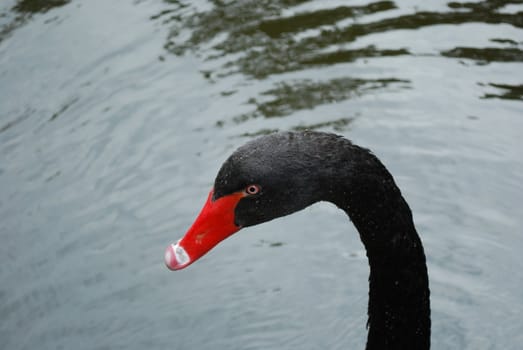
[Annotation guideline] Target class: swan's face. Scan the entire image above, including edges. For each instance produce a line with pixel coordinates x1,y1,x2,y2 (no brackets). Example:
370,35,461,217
214,149,321,228
164,132,325,271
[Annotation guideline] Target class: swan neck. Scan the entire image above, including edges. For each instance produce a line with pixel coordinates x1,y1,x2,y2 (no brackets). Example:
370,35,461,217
321,148,431,350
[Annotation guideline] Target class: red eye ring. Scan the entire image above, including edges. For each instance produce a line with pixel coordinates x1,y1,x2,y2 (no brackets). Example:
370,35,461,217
245,184,261,195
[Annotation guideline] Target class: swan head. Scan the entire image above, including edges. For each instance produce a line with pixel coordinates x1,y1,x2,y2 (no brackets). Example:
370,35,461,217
165,132,346,270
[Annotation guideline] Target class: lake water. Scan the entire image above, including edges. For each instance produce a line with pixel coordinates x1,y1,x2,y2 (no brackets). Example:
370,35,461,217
1,0,522,349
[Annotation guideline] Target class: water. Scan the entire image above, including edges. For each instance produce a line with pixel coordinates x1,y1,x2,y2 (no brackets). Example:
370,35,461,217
1,0,522,349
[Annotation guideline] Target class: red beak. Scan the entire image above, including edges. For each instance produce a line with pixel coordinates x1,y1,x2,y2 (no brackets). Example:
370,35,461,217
165,189,244,270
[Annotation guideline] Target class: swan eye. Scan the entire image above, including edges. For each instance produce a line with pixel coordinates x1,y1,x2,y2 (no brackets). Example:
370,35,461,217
245,184,261,196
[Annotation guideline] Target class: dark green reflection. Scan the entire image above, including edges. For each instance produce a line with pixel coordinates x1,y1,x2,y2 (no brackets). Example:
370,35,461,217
257,1,396,38
237,117,355,137
13,0,70,14
482,83,523,100
164,0,311,55
157,0,522,131
1,0,70,43
227,46,410,79
299,46,409,67
234,78,408,122
163,0,522,78
490,38,520,46
163,0,398,67
441,47,523,63
447,0,517,11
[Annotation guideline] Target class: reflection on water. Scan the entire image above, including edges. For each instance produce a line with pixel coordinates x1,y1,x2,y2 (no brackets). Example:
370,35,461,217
163,0,402,77
13,0,70,14
163,0,522,79
441,46,523,63
158,0,523,132
231,78,408,121
481,82,523,100
236,117,355,138
258,2,396,38
1,0,523,349
298,46,409,66
0,0,70,42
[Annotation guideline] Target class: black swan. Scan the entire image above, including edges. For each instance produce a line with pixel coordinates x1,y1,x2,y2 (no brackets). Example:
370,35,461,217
165,131,430,350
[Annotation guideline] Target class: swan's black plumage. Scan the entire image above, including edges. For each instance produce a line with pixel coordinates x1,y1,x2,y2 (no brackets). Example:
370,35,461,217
213,131,430,350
